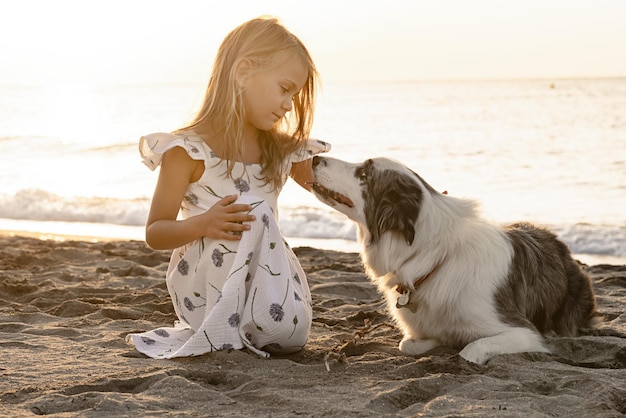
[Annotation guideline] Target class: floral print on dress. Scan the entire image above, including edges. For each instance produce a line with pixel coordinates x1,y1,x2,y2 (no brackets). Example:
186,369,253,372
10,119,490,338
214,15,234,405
234,178,250,194
183,292,206,312
154,329,170,338
184,192,199,206
269,303,285,322
127,133,329,359
177,259,190,276
212,244,236,267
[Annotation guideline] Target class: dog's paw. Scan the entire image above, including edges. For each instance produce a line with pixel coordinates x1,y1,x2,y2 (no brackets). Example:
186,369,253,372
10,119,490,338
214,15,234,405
399,337,439,356
460,329,551,365
459,341,491,365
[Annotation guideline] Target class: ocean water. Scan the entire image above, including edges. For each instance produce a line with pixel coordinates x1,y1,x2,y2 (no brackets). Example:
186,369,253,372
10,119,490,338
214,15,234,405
1,79,625,264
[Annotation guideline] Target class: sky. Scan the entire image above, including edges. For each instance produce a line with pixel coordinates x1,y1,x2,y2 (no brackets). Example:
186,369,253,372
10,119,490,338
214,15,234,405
0,0,625,86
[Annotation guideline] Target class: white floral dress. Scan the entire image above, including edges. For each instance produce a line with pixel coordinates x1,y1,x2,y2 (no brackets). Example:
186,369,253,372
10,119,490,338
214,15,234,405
126,132,330,359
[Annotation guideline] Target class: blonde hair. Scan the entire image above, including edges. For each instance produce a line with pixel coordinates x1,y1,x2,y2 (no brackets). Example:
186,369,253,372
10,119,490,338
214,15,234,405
178,16,318,188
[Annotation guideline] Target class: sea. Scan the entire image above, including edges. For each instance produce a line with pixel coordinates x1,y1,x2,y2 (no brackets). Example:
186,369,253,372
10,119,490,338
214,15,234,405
1,78,625,265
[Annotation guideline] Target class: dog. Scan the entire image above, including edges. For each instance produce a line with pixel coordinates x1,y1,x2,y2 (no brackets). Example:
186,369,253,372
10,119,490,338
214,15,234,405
309,156,598,365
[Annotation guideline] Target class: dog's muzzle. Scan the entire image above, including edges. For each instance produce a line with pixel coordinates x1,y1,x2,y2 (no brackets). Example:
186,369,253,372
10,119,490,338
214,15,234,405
307,182,354,208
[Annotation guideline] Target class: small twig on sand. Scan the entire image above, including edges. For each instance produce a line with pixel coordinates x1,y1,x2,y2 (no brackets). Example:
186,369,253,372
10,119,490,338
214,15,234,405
323,319,396,371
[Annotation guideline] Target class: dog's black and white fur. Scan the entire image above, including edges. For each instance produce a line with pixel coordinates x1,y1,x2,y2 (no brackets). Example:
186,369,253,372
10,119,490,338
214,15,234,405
310,156,597,364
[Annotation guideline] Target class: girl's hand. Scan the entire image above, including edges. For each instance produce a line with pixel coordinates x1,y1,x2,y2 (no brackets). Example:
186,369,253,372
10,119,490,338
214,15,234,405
197,194,256,240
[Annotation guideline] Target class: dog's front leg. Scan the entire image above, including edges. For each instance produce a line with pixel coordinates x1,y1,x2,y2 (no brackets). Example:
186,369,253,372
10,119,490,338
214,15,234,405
399,337,440,356
459,327,550,365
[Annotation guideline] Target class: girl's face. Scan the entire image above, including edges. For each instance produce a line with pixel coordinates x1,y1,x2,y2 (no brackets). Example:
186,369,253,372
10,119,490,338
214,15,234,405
240,54,308,133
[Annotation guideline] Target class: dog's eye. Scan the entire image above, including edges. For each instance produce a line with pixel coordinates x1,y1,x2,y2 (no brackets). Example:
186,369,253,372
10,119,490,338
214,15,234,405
356,166,367,181
356,159,373,181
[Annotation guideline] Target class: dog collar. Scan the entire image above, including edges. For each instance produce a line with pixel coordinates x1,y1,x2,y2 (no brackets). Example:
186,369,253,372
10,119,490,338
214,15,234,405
395,259,444,309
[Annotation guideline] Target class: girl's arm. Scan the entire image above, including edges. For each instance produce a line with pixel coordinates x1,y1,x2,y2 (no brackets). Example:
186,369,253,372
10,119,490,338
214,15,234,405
290,159,315,191
145,147,255,250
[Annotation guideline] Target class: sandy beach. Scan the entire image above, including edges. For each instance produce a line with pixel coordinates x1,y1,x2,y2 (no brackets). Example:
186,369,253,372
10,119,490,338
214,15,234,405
0,235,624,417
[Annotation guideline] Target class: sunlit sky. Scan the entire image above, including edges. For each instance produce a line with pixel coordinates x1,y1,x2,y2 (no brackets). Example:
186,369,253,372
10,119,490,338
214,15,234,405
1,0,625,86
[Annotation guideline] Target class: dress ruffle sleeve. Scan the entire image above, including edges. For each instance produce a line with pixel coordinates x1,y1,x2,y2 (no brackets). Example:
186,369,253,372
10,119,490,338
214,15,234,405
139,132,209,171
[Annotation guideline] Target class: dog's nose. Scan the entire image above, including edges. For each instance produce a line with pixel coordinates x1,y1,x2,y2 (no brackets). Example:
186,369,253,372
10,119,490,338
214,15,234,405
312,156,325,168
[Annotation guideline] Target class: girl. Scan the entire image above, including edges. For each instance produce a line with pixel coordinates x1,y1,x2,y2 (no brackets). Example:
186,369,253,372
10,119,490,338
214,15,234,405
127,17,330,359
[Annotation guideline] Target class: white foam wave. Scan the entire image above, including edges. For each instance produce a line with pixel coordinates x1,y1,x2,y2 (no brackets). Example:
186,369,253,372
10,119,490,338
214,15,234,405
0,189,149,226
553,224,626,258
0,189,624,260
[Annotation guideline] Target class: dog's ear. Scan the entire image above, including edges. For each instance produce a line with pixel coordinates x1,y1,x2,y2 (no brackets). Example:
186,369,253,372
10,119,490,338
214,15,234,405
366,171,422,246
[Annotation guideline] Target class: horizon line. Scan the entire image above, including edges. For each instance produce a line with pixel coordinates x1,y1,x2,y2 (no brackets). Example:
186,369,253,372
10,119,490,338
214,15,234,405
1,75,625,89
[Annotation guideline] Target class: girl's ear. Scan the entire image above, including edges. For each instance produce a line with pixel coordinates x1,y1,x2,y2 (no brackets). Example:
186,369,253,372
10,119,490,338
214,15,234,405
234,58,254,88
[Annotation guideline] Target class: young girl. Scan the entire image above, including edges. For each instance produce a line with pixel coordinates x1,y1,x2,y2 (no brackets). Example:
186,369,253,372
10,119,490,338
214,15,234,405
127,17,330,359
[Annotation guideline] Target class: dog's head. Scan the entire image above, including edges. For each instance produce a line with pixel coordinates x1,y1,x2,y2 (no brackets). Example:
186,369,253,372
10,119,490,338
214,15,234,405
311,156,438,246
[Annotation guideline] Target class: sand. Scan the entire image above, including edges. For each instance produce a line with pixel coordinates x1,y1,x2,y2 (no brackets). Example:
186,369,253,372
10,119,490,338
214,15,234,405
0,235,624,417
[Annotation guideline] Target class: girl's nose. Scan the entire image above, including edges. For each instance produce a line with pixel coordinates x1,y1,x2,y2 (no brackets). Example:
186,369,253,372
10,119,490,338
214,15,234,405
282,98,293,112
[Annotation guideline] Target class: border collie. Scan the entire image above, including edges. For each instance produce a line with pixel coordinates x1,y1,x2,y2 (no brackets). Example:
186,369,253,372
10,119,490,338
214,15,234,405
309,156,597,364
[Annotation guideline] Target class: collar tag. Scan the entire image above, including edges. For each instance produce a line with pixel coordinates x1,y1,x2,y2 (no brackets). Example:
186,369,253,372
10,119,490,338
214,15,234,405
396,292,410,308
